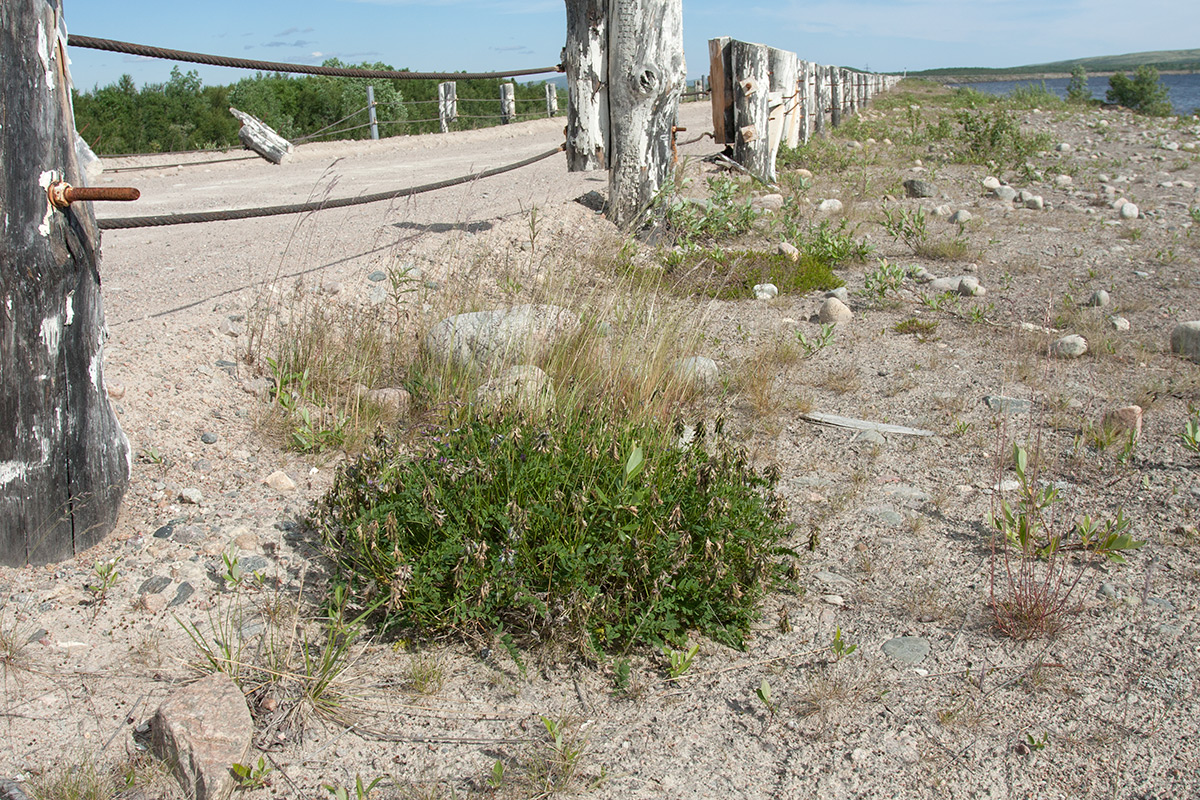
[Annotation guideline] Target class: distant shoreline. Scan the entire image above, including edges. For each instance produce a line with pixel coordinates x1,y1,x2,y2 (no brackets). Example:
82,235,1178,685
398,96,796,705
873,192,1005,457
921,70,1198,83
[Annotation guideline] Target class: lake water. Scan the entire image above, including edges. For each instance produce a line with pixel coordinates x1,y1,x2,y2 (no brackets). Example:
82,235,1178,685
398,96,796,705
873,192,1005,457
951,73,1200,117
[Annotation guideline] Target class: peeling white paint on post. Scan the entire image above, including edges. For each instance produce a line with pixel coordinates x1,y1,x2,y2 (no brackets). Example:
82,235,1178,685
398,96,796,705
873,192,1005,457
769,47,798,154
545,82,558,117
606,0,685,228
730,39,772,183
813,65,825,135
563,0,609,171
830,66,841,128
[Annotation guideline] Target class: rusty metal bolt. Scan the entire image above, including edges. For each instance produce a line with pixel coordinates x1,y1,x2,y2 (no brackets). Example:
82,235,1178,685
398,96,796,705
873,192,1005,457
47,181,140,209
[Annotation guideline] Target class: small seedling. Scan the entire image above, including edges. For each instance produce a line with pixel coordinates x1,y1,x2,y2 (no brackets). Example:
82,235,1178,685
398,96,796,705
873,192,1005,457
487,759,505,790
1025,731,1050,751
221,548,244,590
662,641,699,679
1181,413,1200,453
756,678,777,716
231,757,273,790
87,557,120,610
862,258,906,300
796,323,836,358
829,626,857,661
324,775,382,800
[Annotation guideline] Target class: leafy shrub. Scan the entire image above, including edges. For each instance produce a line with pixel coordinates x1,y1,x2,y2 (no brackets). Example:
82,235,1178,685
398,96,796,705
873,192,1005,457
950,109,1051,170
311,412,795,654
1106,66,1172,116
1066,65,1093,104
1007,81,1063,109
661,176,757,246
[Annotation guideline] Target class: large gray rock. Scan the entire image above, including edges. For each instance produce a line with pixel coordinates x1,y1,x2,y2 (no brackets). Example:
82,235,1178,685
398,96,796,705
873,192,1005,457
1051,334,1088,358
818,296,853,325
152,672,253,800
881,636,930,665
992,186,1018,203
424,304,580,372
673,356,719,392
903,179,937,198
1170,321,1200,362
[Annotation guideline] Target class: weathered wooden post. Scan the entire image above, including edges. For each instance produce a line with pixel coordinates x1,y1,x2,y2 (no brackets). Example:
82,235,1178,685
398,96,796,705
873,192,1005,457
545,83,558,117
438,81,457,134
798,60,811,144
606,0,685,228
708,36,733,146
563,0,608,171
769,48,799,153
366,85,379,140
1,0,130,566
730,39,772,183
813,65,825,135
500,83,516,124
830,66,841,128
230,108,293,164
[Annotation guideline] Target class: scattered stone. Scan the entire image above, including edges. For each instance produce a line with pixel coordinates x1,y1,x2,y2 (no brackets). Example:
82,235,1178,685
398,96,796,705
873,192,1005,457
152,672,253,800
141,595,167,614
263,470,296,493
796,168,814,180
200,432,218,445
818,296,853,325
1055,143,1072,152
367,270,387,282
752,193,785,212
983,395,1031,414
1054,174,1073,187
168,582,194,608
178,488,203,505
1110,316,1131,332
365,387,411,418
815,571,853,585
933,204,952,217
1025,195,1045,211
903,179,937,198
139,575,171,594
424,304,580,372
215,360,237,377
475,365,556,414
1105,405,1143,440
982,176,1002,190
854,429,886,446
106,382,126,400
1099,582,1119,599
1051,334,1088,358
821,594,845,607
673,356,719,392
753,283,779,300
1170,321,1200,362
928,276,984,296
826,287,851,304
816,198,844,214
949,209,972,224
881,636,930,665
777,242,800,262
218,318,243,338
1086,289,1111,308
152,523,176,539
992,186,1018,203
367,284,388,305
874,508,905,526
1119,202,1139,220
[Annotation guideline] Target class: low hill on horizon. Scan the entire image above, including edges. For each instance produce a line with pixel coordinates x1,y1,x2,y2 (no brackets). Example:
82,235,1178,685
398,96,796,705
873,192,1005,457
913,48,1200,77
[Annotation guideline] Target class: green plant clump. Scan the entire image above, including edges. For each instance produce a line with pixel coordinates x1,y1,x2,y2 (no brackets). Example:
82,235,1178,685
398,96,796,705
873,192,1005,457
311,412,795,654
1066,65,1094,105
1106,66,1173,117
662,176,757,246
949,109,1051,171
664,248,844,300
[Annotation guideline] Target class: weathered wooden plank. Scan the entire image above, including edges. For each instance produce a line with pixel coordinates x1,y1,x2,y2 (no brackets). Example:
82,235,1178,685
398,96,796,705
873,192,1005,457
563,0,608,170
1,0,130,566
830,67,842,128
606,0,685,228
730,39,772,183
230,107,293,164
813,65,826,135
801,412,936,437
707,37,732,145
797,60,811,145
545,82,558,117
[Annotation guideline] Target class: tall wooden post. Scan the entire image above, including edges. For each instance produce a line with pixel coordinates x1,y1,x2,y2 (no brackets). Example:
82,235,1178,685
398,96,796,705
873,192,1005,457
366,85,379,140
545,83,558,117
500,83,516,124
1,0,130,566
769,48,798,153
438,81,457,134
563,0,609,171
707,36,733,145
813,65,825,135
606,0,685,228
730,40,772,183
798,60,811,144
830,66,841,128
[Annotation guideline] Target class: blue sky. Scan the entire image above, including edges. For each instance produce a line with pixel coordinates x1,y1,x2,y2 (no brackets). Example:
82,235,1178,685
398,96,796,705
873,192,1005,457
63,0,1200,90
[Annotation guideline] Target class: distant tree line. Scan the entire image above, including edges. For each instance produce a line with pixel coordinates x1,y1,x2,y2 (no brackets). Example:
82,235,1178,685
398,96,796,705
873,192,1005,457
73,61,563,155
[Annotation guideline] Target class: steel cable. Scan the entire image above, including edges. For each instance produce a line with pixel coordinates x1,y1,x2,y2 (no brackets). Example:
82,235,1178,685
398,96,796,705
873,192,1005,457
97,145,564,229
68,34,562,80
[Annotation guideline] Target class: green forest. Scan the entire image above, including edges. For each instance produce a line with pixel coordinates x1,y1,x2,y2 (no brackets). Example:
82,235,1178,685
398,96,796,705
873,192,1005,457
72,61,563,155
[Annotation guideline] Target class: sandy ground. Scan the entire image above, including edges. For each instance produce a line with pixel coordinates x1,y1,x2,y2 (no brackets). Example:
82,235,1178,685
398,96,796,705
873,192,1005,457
2,95,1200,800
